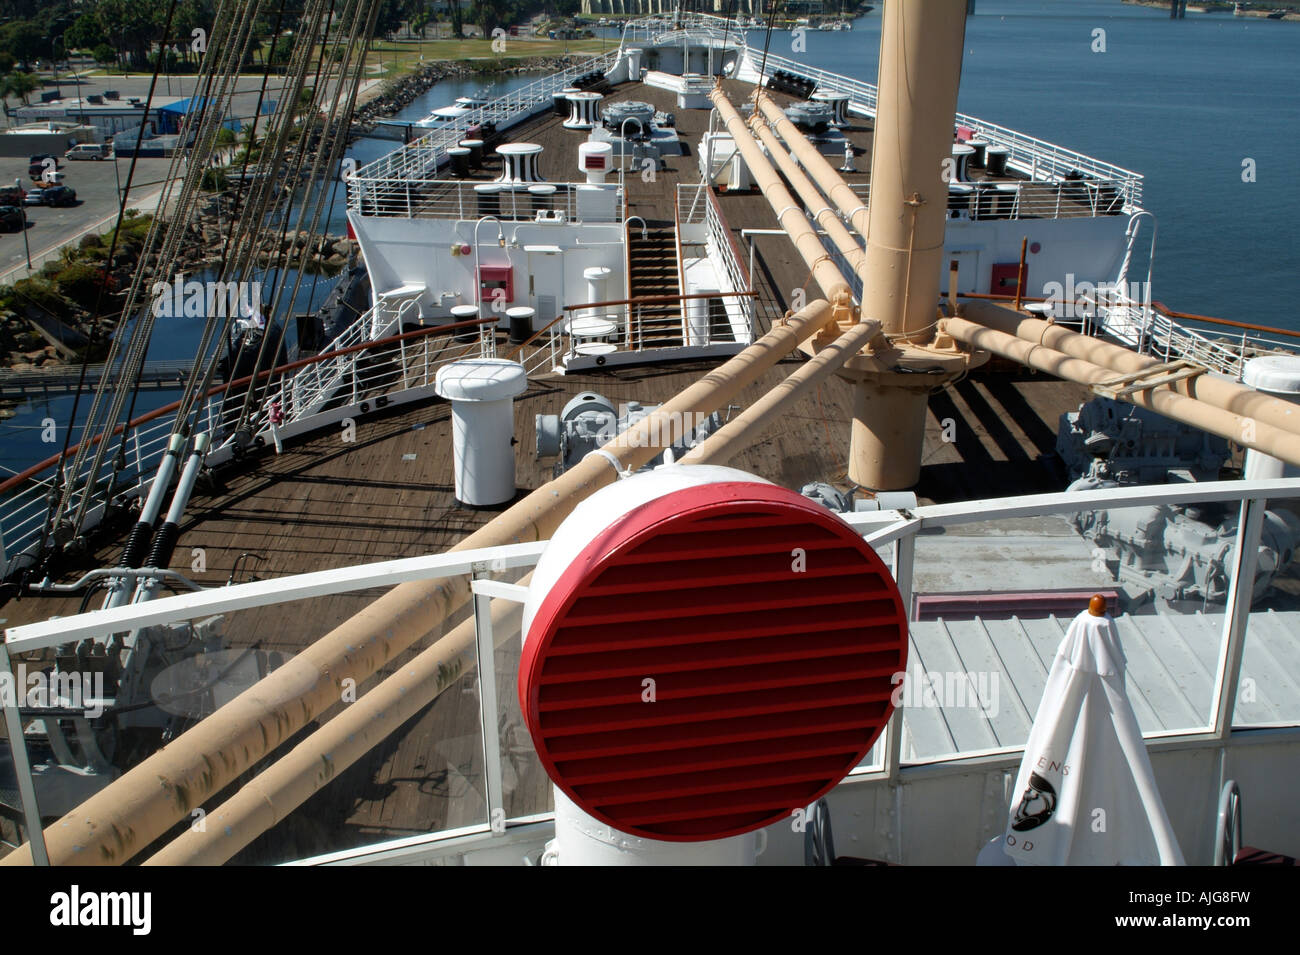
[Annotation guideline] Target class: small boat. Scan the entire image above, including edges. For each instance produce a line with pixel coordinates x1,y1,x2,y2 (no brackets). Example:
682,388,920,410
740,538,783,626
416,95,490,129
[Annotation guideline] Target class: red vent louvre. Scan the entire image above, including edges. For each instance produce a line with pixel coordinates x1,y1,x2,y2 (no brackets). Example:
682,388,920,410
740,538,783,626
519,481,908,842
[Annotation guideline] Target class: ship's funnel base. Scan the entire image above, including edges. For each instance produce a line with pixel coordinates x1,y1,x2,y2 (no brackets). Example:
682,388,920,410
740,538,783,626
850,381,930,491
548,788,761,866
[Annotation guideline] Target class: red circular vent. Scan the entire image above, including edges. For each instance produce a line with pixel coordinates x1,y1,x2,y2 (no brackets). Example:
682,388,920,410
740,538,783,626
519,480,908,842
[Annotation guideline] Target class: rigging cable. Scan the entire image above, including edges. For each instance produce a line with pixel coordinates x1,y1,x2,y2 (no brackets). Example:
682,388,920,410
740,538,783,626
236,0,382,432
35,0,186,561
65,0,261,534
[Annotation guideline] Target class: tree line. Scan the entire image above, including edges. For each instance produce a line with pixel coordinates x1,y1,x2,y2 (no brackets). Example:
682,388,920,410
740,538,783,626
0,0,585,77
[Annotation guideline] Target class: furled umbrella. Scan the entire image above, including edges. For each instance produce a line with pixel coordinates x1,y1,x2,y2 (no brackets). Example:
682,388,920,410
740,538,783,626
995,595,1185,866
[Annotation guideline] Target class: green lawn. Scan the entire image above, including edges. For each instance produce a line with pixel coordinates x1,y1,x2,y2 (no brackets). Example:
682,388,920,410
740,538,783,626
73,36,613,82
365,37,612,75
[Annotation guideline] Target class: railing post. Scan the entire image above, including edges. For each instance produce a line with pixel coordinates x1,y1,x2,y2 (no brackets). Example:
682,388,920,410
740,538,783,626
1209,496,1267,740
398,329,408,389
0,650,50,865
884,525,917,785
470,570,507,836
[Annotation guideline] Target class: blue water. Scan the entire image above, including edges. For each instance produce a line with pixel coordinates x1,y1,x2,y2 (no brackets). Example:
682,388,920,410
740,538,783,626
4,1,1298,478
760,0,1300,327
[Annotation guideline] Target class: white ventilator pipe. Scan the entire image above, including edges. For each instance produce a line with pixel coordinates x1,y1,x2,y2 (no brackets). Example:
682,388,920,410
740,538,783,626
3,298,843,867
943,316,1300,466
960,300,1300,437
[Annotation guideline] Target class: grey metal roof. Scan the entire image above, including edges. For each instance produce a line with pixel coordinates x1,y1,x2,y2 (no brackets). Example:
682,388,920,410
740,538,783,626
898,610,1300,763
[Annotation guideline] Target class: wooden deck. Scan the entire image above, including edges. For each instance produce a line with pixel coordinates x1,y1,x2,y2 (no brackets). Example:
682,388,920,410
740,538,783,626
0,76,1104,864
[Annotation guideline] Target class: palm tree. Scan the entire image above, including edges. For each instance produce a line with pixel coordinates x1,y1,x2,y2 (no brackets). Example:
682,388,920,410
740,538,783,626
0,72,43,123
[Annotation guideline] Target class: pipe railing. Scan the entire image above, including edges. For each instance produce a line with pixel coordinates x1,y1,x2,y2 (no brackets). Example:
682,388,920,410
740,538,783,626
740,42,1142,208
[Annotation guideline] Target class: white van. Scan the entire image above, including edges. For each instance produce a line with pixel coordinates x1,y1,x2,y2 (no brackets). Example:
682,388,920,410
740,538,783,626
66,144,109,161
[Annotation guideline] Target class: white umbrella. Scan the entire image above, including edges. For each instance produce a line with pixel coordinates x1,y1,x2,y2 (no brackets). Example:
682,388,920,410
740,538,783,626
995,596,1184,866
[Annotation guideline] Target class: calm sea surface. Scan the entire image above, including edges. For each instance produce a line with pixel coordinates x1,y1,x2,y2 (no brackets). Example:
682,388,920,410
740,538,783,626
4,0,1297,475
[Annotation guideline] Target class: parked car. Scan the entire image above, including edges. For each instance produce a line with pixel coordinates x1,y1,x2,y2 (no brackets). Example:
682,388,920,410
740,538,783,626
41,185,77,207
66,144,108,161
0,185,24,206
28,154,60,179
0,206,27,232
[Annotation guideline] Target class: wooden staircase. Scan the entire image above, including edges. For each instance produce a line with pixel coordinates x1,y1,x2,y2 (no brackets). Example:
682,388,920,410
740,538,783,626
627,228,683,348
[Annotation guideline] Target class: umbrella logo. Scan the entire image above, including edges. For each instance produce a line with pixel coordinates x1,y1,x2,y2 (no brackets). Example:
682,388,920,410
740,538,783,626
1012,772,1058,831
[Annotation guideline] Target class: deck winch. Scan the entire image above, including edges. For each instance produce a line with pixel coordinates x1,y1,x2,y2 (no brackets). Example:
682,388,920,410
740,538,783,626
535,391,723,478
601,100,657,140
1061,396,1299,609
518,466,909,862
784,101,836,135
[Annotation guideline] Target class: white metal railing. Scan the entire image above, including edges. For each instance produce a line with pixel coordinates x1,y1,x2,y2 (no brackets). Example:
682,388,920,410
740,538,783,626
7,476,1296,865
1,303,493,575
678,184,755,341
1084,285,1298,382
347,177,623,223
703,188,753,337
551,297,748,366
737,43,1142,210
350,51,621,193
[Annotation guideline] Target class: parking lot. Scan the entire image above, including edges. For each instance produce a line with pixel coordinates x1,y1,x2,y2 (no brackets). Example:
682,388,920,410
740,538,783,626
0,72,290,281
0,153,183,280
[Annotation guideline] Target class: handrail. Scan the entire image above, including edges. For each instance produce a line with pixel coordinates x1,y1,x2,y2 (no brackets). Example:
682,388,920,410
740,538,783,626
505,290,762,363
707,186,751,290
624,216,635,348
674,200,688,344
0,316,497,497
957,291,1051,304
503,309,570,362
1152,301,1300,341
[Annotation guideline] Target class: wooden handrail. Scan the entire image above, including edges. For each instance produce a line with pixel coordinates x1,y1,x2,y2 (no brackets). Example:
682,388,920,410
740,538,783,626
707,186,752,288
0,315,497,495
956,291,1050,304
1151,301,1300,342
503,308,571,362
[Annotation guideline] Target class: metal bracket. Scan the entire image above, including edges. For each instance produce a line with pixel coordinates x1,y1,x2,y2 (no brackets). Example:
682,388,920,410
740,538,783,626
469,578,531,604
